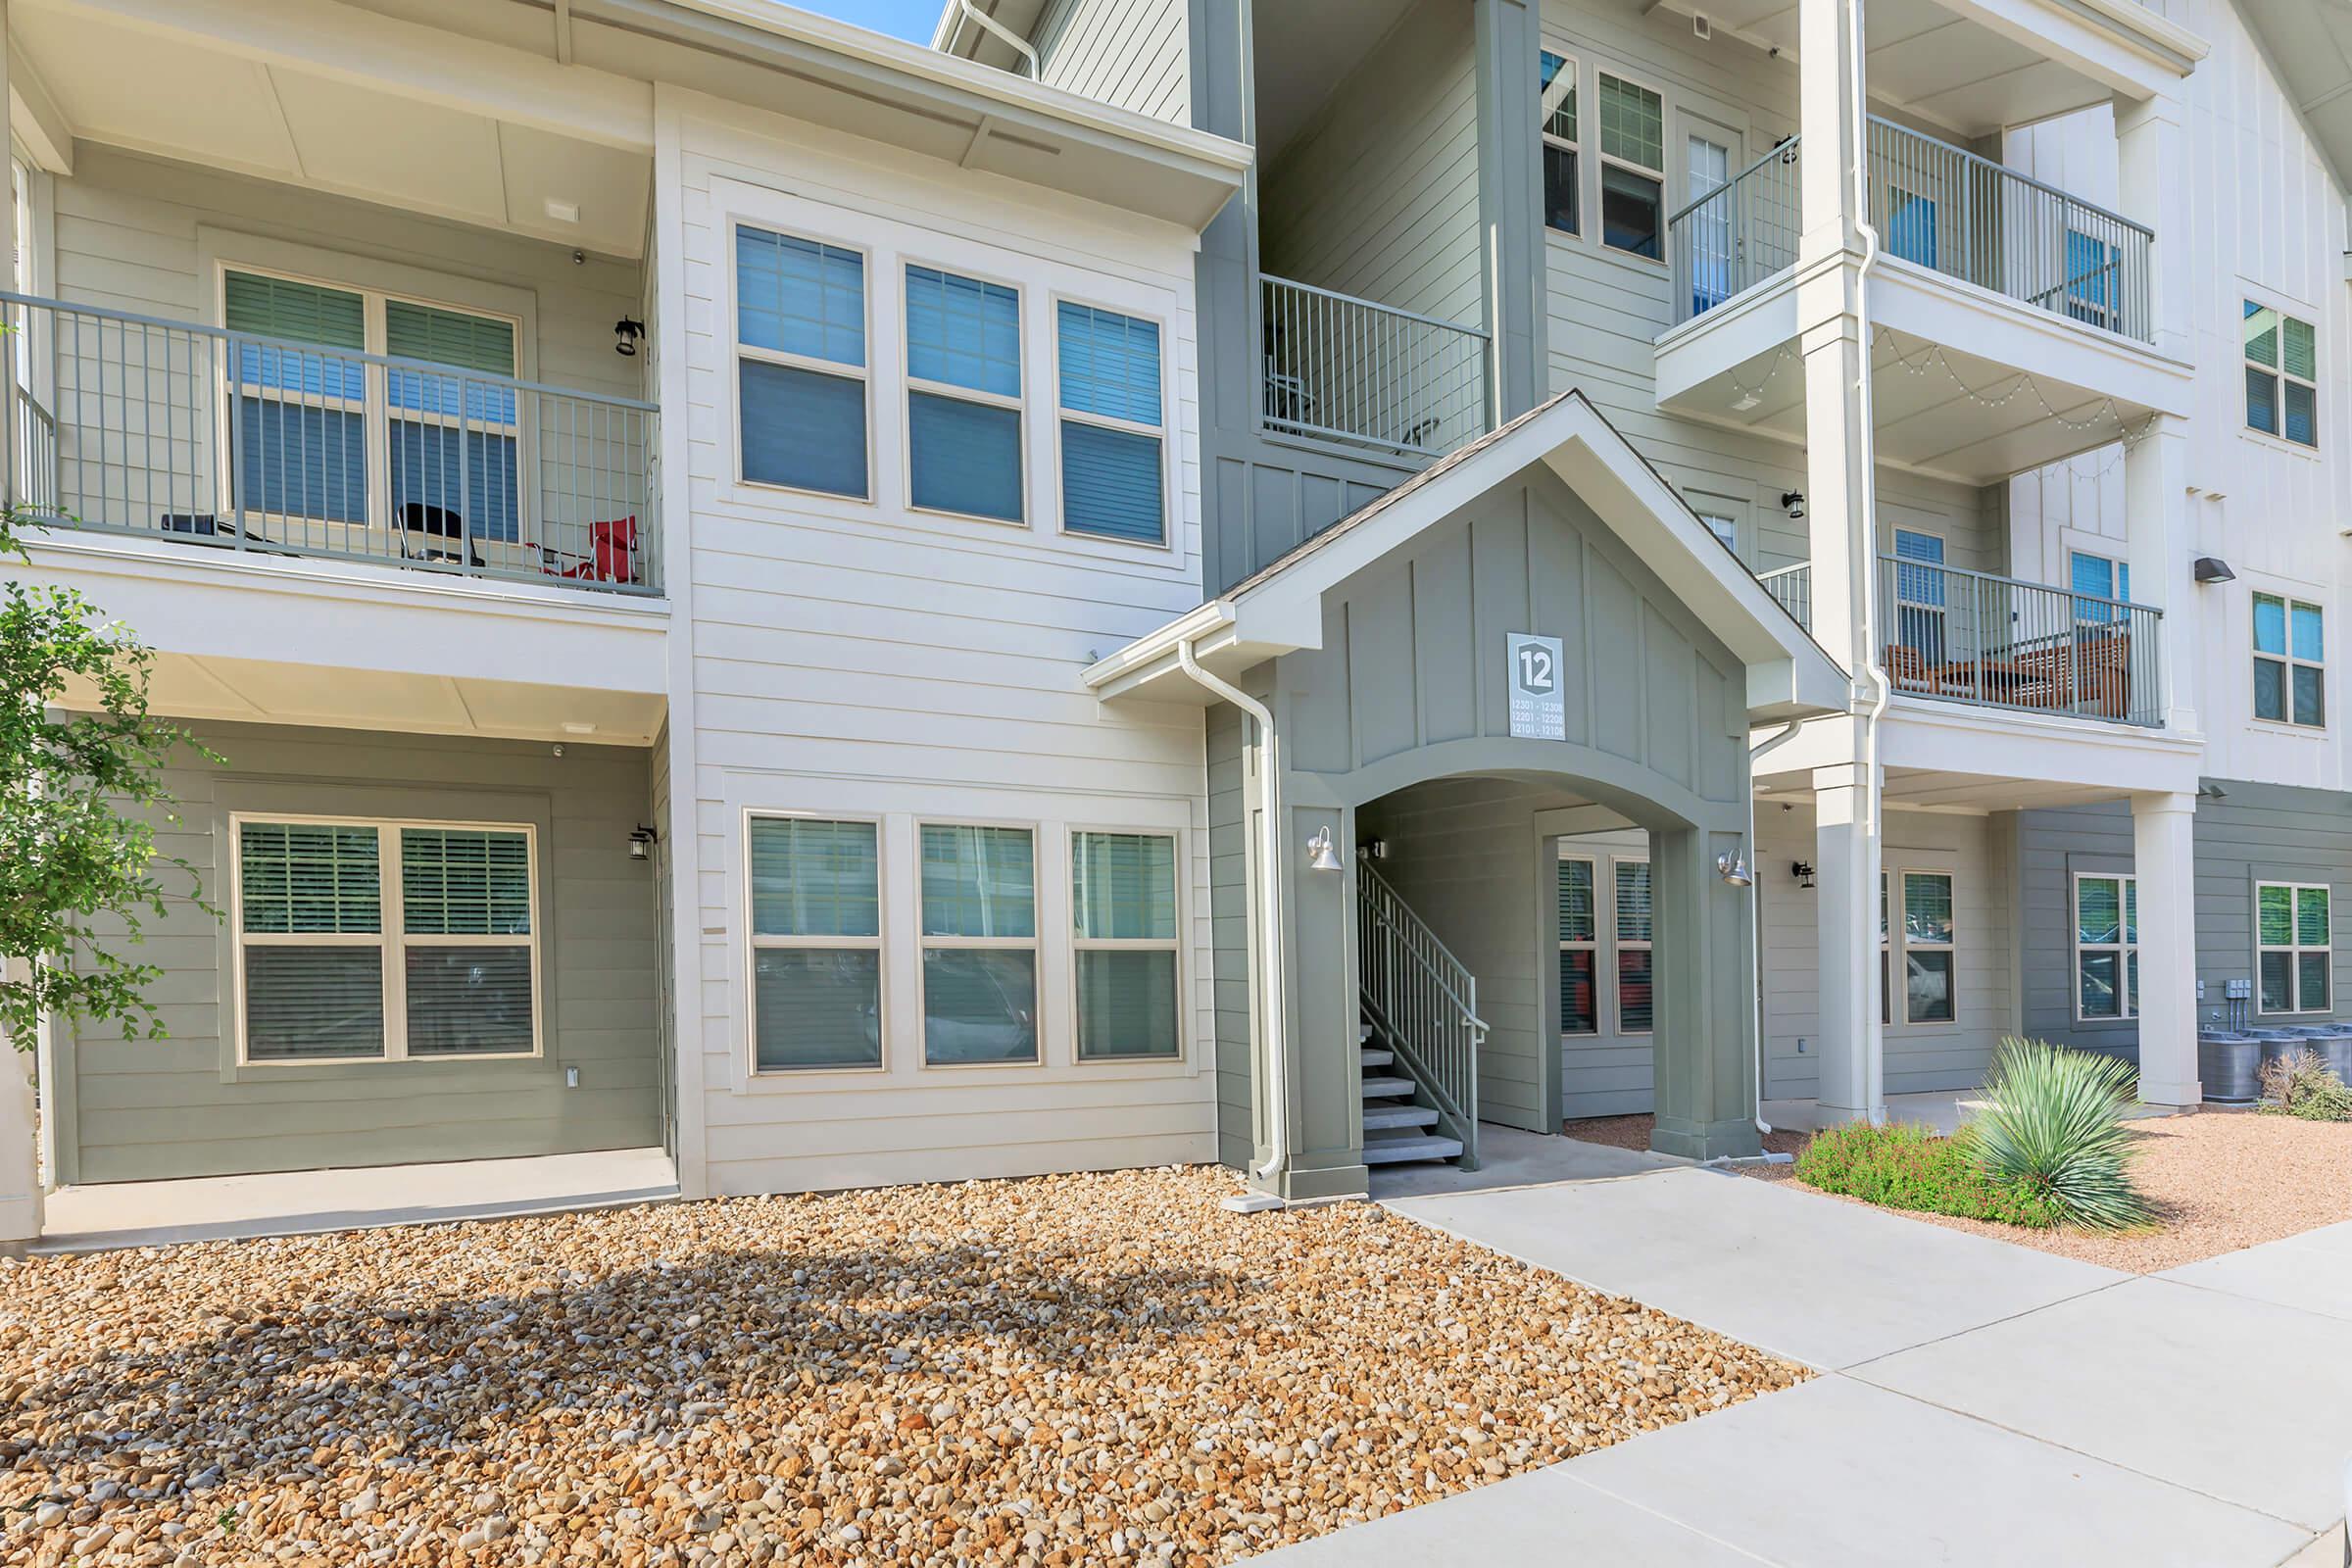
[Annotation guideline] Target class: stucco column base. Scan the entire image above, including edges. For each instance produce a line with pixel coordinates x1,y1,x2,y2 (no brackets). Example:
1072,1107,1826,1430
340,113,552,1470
1244,1154,1370,1205
1652,1113,1763,1162
0,1052,42,1251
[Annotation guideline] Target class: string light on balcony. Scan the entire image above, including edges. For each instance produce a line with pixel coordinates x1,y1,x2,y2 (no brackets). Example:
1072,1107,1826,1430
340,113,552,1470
1873,326,2152,437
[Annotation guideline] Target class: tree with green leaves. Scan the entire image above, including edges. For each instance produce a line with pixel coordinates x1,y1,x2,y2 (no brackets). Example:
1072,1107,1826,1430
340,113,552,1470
1,508,215,1051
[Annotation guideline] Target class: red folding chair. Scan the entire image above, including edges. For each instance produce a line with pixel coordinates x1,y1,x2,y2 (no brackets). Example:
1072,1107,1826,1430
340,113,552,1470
540,515,638,584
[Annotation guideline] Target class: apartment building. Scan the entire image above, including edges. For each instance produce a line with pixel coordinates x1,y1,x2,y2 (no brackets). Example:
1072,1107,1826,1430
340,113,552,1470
944,0,2352,1197
3,0,2345,1233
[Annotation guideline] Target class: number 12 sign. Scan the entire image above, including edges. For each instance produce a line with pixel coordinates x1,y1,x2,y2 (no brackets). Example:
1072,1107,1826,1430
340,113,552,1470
1506,632,1566,742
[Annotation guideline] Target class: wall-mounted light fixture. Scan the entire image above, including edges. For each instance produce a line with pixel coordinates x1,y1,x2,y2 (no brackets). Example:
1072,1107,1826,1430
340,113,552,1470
614,317,646,358
1790,859,1816,890
628,824,660,860
1305,826,1344,872
2197,783,2229,802
1715,849,1753,887
2193,557,2235,585
1357,837,1390,861
1780,490,1806,520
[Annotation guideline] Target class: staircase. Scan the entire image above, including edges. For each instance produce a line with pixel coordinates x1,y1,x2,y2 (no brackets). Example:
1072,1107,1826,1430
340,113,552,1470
1356,862,1487,1168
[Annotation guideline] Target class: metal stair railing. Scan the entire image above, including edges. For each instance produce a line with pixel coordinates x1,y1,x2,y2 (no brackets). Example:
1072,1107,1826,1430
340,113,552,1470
1356,860,1488,1165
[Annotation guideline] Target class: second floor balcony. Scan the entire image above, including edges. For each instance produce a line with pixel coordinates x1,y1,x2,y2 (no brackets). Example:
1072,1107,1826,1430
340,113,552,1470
1760,557,2163,729
6,293,661,596
1259,274,1494,463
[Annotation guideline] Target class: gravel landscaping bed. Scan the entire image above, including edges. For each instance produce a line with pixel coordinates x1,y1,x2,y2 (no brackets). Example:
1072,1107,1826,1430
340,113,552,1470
1569,1109,2352,1273
0,1165,1805,1567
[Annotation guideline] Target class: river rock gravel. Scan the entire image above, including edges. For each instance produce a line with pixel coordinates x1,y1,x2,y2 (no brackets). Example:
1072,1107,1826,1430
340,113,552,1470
0,1165,1805,1567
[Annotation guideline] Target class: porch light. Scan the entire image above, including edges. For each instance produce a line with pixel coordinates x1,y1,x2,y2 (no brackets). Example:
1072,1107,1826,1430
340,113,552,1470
2193,557,2235,584
1790,860,1816,890
1305,826,1344,873
1716,850,1752,887
1780,491,1805,520
628,824,659,860
614,317,646,358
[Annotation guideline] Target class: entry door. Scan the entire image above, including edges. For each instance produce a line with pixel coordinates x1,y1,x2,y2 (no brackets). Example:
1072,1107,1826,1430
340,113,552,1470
1685,125,1738,315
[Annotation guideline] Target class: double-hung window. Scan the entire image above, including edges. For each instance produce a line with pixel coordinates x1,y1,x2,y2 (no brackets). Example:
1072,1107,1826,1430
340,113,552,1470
1596,74,1665,260
2257,881,2332,1014
736,226,869,498
1614,859,1653,1033
2254,592,2325,727
235,818,538,1063
906,267,1023,522
1557,858,1598,1035
748,815,884,1071
2074,873,2138,1020
918,823,1039,1065
1902,872,1955,1024
2245,301,2318,447
225,273,369,525
1072,831,1182,1060
1891,528,1948,667
1539,51,1580,236
2071,551,2130,625
1056,302,1165,544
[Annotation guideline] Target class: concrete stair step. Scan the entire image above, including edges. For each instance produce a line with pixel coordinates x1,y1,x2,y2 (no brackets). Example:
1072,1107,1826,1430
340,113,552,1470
1360,1102,1440,1132
1360,1132,1465,1165
1360,1047,1394,1069
1360,1074,1417,1100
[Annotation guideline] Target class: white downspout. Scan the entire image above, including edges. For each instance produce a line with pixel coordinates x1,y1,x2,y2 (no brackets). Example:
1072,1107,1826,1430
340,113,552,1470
1846,0,1891,1122
1175,638,1290,1194
1748,720,1805,1139
946,0,1040,76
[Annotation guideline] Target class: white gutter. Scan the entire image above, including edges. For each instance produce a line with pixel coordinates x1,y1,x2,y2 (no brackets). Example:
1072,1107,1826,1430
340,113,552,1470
1747,720,1805,1140
1848,0,1891,1124
1173,639,1291,1199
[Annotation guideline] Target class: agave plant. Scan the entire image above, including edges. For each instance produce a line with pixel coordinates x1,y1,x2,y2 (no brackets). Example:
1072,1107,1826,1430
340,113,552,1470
1971,1037,2154,1233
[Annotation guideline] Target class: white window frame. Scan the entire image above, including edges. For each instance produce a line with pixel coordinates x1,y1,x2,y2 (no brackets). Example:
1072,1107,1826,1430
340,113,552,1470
915,817,1043,1070
229,813,543,1067
1611,855,1653,1036
1899,869,1956,1025
1070,826,1186,1064
211,261,527,543
901,259,1027,528
2243,298,2319,449
1539,47,1582,238
744,808,889,1077
1594,69,1669,264
1050,292,1173,551
2251,590,2326,730
2256,878,2332,1015
729,220,877,505
1557,853,1599,1037
2071,871,2138,1022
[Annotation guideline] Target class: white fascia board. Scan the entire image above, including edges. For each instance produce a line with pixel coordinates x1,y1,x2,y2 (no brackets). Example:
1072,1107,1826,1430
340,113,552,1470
1872,263,2193,417
23,534,669,696
1766,698,2204,796
33,0,656,154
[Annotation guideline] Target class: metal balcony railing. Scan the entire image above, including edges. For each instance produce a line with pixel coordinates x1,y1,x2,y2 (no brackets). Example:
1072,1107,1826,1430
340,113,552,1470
1259,274,1492,460
1878,555,2162,727
2,291,662,594
1759,562,1812,632
1667,122,2153,344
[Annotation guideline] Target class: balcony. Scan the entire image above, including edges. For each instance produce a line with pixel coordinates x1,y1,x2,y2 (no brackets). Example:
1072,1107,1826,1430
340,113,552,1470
1757,557,2162,728
1259,274,1493,462
5,293,661,595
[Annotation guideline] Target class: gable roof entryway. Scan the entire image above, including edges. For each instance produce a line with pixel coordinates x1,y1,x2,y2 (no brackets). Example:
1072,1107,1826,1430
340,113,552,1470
1084,389,1849,723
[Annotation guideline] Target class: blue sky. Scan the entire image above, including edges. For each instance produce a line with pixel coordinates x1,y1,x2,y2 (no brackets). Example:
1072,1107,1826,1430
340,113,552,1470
796,0,941,41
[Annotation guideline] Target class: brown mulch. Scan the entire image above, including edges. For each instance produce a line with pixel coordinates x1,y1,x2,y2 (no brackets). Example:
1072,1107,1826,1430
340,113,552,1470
1568,1108,2352,1274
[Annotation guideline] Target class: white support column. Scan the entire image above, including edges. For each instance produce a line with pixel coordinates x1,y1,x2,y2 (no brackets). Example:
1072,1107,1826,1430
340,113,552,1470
2114,90,2188,365
0,962,42,1253
2122,414,2197,734
1813,755,1886,1125
2132,791,2199,1109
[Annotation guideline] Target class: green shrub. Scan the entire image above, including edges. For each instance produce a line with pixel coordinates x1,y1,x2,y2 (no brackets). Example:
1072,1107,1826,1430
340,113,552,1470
1794,1121,2057,1228
2260,1051,2352,1122
1973,1037,2154,1233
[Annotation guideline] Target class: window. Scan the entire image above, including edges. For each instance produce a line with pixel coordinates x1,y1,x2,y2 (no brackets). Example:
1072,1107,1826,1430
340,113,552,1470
1072,831,1182,1060
2071,550,2131,627
1902,872,1955,1024
2064,229,2118,331
1878,871,1890,1026
1540,51,1580,236
748,815,883,1070
1557,858,1598,1035
1687,135,1734,313
223,270,521,540
2257,881,2332,1014
906,266,1023,522
2254,592,2325,727
1885,188,1937,270
1614,859,1653,1033
1056,302,1164,544
2245,301,2317,447
918,823,1039,1065
2074,873,2138,1020
736,226,869,498
1891,529,1947,667
1596,74,1665,260
234,818,538,1064
1697,510,1739,556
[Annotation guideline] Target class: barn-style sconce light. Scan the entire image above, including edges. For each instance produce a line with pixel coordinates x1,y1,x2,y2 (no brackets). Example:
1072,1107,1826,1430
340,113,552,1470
1716,849,1753,888
1780,490,1806,520
1305,826,1344,872
614,317,646,358
1790,860,1817,890
628,824,659,860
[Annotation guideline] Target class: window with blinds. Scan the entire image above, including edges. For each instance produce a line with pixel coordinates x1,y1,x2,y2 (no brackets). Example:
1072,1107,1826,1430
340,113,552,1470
2244,301,2317,448
906,267,1023,523
2257,881,2331,1014
1557,858,1597,1035
1614,859,1653,1034
1902,872,1955,1024
736,226,870,499
234,818,538,1064
384,300,522,542
1056,302,1165,545
2074,873,2138,1021
748,815,884,1071
918,824,1039,1065
1072,831,1180,1060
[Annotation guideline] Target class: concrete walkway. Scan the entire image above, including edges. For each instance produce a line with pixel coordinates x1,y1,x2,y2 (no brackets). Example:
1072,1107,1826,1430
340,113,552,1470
1256,1146,2352,1567
35,1147,679,1252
